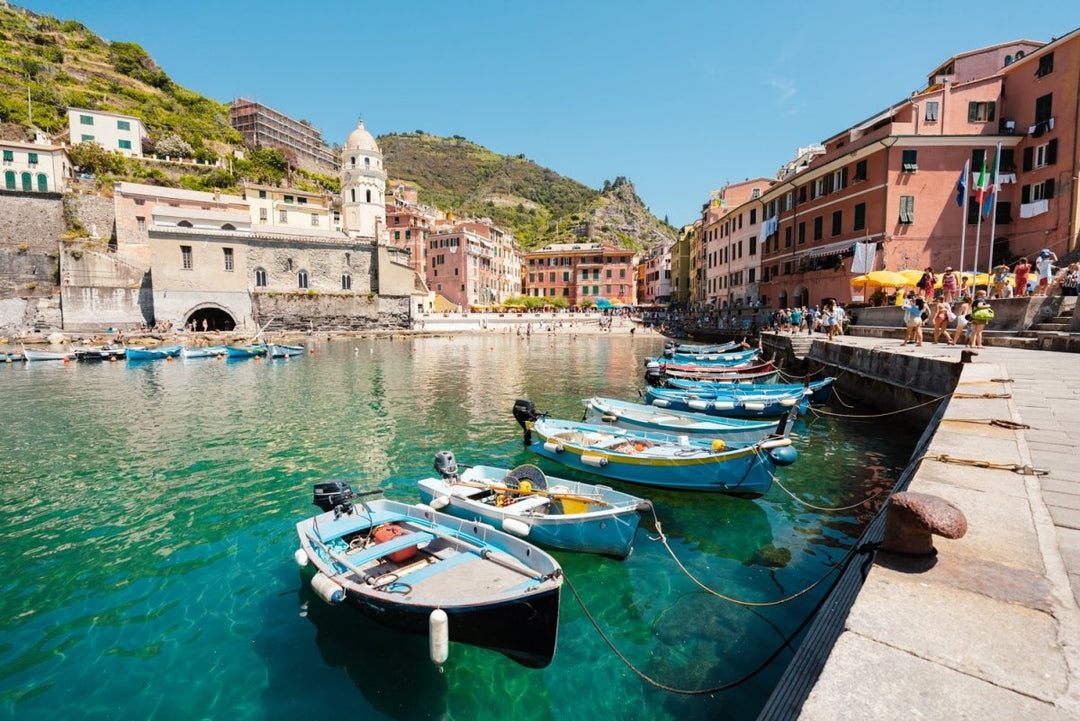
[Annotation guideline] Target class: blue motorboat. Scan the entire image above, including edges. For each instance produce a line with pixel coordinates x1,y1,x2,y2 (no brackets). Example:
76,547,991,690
417,452,649,559
647,347,761,367
125,345,182,360
582,396,780,444
226,344,268,359
513,400,798,497
644,385,810,418
665,377,836,405
294,485,563,668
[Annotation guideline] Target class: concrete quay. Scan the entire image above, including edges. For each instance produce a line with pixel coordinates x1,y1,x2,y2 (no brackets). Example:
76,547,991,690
773,334,1080,720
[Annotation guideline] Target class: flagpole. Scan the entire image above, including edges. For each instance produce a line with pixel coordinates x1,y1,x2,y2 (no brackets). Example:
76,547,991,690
985,142,1002,285
959,159,969,275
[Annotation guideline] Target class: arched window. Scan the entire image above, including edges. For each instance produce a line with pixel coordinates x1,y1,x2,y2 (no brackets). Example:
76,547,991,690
364,157,370,167
36,174,48,192
4,171,14,190
365,189,371,203
178,220,193,228
350,189,356,202
221,223,235,230
351,156,356,168
298,270,309,289
254,268,267,286
341,273,351,290
21,172,32,191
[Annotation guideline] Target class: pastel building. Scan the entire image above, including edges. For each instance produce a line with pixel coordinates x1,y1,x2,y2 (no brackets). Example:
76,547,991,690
427,218,521,308
524,242,636,306
752,29,1079,307
67,108,147,157
386,183,440,276
1,138,70,193
699,178,773,308
242,182,338,233
642,244,672,305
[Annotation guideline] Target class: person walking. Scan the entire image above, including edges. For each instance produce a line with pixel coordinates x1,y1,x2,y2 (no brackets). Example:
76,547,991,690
940,267,959,303
1013,257,1031,297
991,263,1011,299
902,294,925,346
951,295,971,346
919,267,936,299
1062,262,1079,297
931,295,953,344
1033,249,1058,296
969,290,993,348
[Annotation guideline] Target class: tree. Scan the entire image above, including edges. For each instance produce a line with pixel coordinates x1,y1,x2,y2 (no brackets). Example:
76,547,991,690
68,142,126,175
156,133,194,158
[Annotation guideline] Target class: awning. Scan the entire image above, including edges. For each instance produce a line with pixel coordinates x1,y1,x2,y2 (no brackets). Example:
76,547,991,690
800,240,855,259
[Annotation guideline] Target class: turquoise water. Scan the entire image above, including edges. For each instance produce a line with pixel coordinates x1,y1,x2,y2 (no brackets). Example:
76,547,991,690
0,336,918,721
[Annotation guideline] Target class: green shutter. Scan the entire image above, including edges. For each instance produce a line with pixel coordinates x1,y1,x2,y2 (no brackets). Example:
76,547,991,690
968,102,977,122
2,150,12,161
987,101,995,122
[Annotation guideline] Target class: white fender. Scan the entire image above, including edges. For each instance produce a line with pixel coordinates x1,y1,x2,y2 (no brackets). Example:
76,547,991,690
294,548,309,567
543,441,564,453
502,517,531,537
744,402,766,411
581,454,609,467
713,401,736,410
759,437,792,450
688,399,709,411
430,609,449,666
310,572,345,604
429,496,450,510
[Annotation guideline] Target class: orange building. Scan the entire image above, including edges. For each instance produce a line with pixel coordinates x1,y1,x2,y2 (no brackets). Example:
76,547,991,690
753,30,1079,307
385,183,439,276
524,242,636,306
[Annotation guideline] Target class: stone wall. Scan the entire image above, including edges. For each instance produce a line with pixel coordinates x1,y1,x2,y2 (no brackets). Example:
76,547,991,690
59,249,151,331
0,192,64,250
252,292,410,331
0,247,57,297
70,194,116,243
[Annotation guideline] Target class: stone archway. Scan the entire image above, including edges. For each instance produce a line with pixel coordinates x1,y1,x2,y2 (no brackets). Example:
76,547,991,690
792,284,809,308
185,304,237,332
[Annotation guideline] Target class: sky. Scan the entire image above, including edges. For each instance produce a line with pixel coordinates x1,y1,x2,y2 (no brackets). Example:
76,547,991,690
17,0,1080,227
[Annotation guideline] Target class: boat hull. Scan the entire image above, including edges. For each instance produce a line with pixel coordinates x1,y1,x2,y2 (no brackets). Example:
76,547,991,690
666,377,835,405
527,418,791,496
181,345,227,359
73,345,126,361
583,397,778,444
644,387,809,418
296,499,562,668
268,344,304,358
21,347,73,361
226,344,268,358
416,466,644,559
126,345,181,360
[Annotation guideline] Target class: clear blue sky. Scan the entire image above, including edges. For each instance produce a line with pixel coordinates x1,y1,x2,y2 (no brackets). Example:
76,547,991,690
18,0,1080,226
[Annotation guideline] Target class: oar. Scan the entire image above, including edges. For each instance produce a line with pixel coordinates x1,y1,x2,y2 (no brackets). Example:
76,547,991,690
449,477,609,506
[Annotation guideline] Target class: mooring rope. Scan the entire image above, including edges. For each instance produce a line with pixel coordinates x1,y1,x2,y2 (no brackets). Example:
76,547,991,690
645,504,844,607
809,391,951,419
928,453,1048,476
769,475,888,512
564,539,870,696
945,418,1032,430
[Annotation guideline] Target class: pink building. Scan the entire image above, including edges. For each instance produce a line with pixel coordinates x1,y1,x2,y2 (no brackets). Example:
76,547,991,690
699,178,775,309
385,183,439,276
426,218,521,308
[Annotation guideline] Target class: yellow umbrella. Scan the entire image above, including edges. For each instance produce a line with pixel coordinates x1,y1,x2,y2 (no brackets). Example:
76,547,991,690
860,270,912,288
898,269,926,287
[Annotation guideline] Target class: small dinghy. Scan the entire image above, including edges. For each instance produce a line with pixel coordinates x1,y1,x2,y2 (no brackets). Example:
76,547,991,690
417,451,650,559
181,345,227,359
294,484,563,668
582,396,779,444
268,343,305,358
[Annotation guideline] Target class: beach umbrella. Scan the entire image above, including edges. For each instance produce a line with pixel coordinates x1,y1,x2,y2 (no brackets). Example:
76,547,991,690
858,270,912,288
898,269,926,287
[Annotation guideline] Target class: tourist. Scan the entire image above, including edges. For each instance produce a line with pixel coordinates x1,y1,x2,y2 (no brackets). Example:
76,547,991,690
1063,263,1079,297
991,263,1011,299
805,305,818,335
931,295,953,344
951,295,971,346
969,290,993,348
1013,257,1031,297
901,294,925,347
1033,249,1058,296
919,266,936,299
941,267,959,303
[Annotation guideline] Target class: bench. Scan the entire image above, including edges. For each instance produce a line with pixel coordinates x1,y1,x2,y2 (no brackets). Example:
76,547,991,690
343,531,436,566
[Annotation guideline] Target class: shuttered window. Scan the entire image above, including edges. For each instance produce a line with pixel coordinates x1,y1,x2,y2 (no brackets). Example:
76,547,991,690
899,196,914,224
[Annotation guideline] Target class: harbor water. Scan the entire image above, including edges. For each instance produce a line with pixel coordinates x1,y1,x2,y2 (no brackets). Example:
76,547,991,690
0,335,919,721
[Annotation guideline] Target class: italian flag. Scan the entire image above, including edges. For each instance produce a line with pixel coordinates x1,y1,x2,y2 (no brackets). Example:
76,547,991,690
974,153,991,206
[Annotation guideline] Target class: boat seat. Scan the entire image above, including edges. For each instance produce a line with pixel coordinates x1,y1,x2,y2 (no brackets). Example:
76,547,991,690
502,495,550,515
449,484,487,499
343,531,435,566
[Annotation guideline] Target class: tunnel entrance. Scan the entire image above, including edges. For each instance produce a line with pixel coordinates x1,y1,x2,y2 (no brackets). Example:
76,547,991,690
185,306,236,332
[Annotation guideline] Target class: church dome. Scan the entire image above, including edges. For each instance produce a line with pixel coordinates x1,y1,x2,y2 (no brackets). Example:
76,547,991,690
344,119,379,153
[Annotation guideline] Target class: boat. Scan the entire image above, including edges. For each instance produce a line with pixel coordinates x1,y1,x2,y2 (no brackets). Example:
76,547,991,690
416,451,650,559
665,376,836,405
512,400,798,496
125,345,182,360
226,344,268,359
582,396,780,444
294,484,563,668
645,359,778,386
648,348,761,366
268,343,305,358
73,344,126,361
21,345,74,362
664,340,743,355
181,345,228,359
644,385,810,418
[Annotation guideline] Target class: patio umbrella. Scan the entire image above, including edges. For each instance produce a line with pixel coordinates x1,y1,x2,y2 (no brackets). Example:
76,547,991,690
854,270,912,288
898,269,927,287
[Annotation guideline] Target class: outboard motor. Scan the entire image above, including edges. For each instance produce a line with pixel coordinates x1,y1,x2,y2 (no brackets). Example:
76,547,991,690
313,480,353,513
512,399,540,446
434,450,459,479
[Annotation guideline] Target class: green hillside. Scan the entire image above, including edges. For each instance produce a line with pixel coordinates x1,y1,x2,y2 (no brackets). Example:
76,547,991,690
380,132,677,251
0,4,238,152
